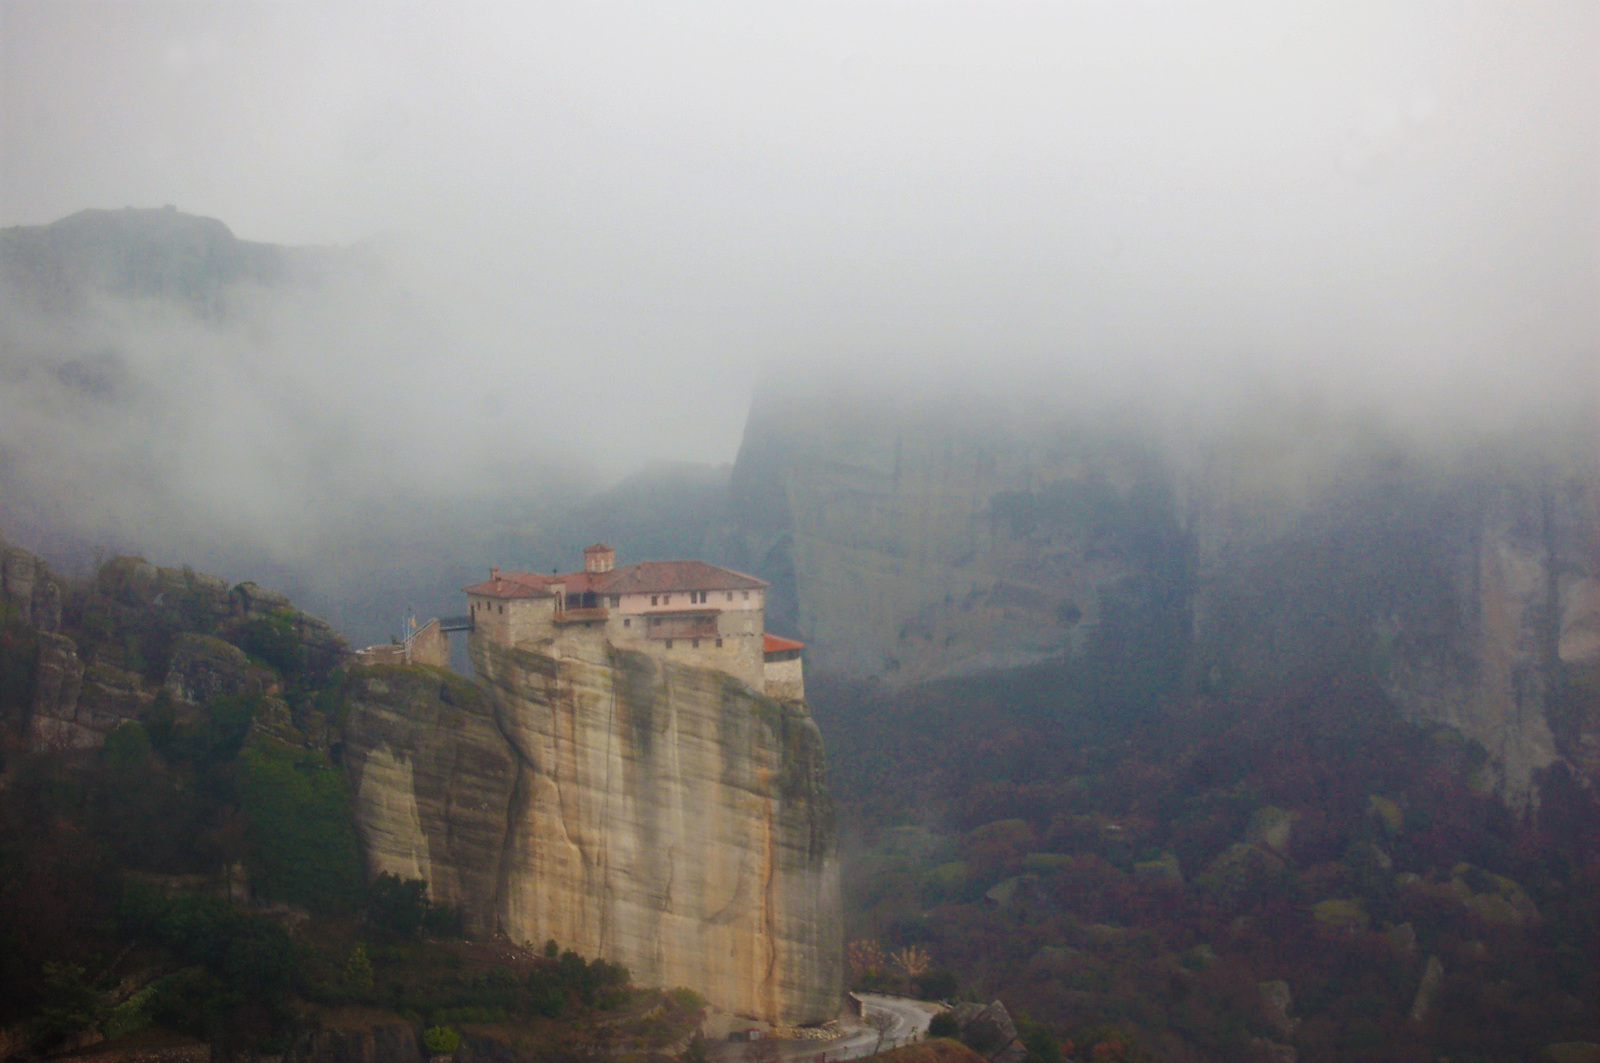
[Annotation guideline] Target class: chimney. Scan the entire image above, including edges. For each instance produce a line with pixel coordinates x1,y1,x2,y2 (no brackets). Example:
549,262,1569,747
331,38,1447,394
490,566,500,581
583,543,616,574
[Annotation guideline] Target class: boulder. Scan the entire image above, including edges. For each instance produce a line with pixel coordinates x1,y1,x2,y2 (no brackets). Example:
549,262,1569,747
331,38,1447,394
1408,955,1445,1023
164,632,269,705
1312,898,1369,932
1257,980,1297,1038
949,1000,1025,1063
1367,795,1404,834
1245,807,1296,854
1134,851,1184,888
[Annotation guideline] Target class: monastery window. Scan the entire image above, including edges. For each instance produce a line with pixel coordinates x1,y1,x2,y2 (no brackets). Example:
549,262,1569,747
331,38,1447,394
609,596,620,607
623,618,630,629
743,592,750,601
651,595,658,606
715,637,723,648
727,593,733,602
692,638,700,649
665,639,674,649
499,604,504,614
663,595,672,605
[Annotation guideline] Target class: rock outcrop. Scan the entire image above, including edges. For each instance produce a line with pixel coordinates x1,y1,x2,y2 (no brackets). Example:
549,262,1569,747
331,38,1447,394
2,539,62,632
721,387,1175,683
1183,417,1600,807
722,386,1600,807
342,666,517,937
164,633,271,706
29,631,90,749
341,639,843,1025
467,635,842,1025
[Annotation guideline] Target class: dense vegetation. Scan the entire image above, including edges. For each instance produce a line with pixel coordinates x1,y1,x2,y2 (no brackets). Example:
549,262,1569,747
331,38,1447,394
812,662,1600,1063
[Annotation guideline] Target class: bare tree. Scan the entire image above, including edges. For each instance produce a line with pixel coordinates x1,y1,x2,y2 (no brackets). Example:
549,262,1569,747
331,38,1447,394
890,946,931,997
866,1011,896,1053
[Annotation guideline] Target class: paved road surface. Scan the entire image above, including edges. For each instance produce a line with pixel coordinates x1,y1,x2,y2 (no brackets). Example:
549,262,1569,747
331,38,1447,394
846,995,939,1058
708,995,938,1063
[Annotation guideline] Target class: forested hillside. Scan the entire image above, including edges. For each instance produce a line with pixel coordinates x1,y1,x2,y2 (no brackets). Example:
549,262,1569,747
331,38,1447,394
813,659,1600,1062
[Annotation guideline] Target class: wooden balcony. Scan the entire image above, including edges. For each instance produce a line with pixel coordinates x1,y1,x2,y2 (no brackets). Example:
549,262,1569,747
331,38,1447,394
645,612,719,640
554,607,609,625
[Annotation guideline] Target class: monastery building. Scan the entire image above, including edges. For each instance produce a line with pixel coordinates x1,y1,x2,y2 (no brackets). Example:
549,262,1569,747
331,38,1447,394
463,544,805,700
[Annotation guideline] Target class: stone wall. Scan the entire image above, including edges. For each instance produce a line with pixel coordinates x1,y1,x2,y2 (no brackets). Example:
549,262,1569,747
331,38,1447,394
764,656,805,701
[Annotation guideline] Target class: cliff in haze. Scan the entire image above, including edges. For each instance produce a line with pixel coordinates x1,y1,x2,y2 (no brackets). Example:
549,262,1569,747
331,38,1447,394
724,387,1600,807
721,387,1181,684
344,637,842,1025
1185,410,1600,806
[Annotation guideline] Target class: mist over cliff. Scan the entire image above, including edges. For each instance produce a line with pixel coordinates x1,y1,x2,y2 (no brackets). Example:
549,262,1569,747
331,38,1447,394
0,207,598,644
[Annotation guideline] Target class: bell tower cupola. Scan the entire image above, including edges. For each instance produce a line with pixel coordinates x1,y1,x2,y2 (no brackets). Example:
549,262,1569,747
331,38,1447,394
583,543,616,574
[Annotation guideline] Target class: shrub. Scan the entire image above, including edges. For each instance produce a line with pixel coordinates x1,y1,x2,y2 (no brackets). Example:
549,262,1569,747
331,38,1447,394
104,984,157,1039
367,874,429,937
33,963,109,1043
423,1025,461,1054
928,1012,960,1039
367,874,462,939
670,987,705,1011
236,615,305,677
237,738,363,913
344,945,373,990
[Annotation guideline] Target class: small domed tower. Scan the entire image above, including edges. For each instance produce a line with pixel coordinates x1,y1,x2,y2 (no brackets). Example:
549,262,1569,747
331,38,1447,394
583,543,616,574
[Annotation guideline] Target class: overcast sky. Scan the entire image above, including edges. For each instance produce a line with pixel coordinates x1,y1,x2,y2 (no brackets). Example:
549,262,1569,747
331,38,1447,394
3,2,1597,468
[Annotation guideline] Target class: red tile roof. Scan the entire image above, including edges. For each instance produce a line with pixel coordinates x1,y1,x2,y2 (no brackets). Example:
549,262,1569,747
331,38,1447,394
467,559,766,600
498,569,607,594
763,634,805,654
461,575,554,599
596,560,767,595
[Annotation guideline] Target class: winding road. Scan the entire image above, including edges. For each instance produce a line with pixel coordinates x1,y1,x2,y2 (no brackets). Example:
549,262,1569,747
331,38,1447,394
706,995,939,1063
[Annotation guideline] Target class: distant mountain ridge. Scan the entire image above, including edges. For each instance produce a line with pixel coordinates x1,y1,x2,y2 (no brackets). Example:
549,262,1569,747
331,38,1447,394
0,206,335,316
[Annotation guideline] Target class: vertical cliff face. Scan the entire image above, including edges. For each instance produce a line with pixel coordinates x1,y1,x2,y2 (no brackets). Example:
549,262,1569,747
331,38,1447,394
470,635,841,1025
1181,412,1600,806
342,644,843,1025
721,388,1176,684
725,387,1600,807
342,667,517,937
